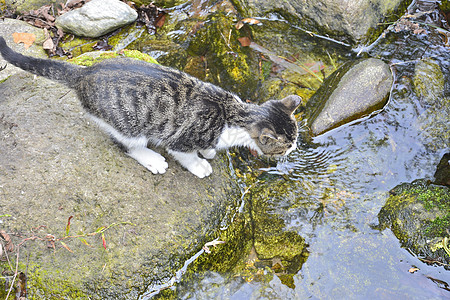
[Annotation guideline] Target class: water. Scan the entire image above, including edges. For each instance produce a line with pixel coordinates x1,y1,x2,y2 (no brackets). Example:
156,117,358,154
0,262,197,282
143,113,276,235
169,30,449,300
136,4,450,298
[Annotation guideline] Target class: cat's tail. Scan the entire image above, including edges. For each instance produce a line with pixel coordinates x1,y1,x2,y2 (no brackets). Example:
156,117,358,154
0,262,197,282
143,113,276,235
0,36,80,87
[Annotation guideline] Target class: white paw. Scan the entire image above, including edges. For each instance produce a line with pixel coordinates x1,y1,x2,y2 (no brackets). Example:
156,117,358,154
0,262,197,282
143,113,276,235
199,149,217,159
188,159,213,178
168,150,213,178
127,147,168,174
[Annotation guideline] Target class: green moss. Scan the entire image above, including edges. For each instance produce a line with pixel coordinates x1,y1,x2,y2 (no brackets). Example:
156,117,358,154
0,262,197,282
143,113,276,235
67,50,158,67
122,49,159,64
188,12,258,98
0,75,11,84
378,180,450,264
440,0,450,12
413,58,445,104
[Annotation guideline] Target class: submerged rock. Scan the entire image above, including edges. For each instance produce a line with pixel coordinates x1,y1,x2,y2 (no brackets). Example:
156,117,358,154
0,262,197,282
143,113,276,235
304,58,393,136
236,0,405,43
378,180,450,267
433,153,450,187
56,0,138,38
0,22,237,298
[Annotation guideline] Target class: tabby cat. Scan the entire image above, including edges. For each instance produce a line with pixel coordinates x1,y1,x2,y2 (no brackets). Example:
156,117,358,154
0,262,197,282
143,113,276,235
0,36,301,178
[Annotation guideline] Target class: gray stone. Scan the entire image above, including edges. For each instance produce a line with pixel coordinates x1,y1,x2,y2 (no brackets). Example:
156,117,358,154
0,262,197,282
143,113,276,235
240,0,404,43
4,0,65,14
0,19,47,82
304,58,393,136
0,21,236,298
56,0,138,38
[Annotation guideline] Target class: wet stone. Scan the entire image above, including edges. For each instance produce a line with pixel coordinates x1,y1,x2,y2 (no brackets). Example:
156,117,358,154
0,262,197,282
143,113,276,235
304,58,393,136
378,179,450,268
238,0,405,43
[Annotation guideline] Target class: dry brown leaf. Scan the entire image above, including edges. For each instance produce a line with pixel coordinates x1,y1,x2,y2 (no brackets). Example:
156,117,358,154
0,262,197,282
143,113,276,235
409,267,419,273
238,36,252,47
236,18,261,29
0,230,14,252
12,32,36,49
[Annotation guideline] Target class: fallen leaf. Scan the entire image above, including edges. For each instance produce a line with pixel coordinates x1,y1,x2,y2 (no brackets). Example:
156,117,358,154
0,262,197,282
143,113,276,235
0,230,14,252
101,233,107,249
409,267,419,273
238,36,252,47
65,215,73,236
78,237,92,247
42,38,54,50
236,18,261,29
60,241,73,253
12,32,36,49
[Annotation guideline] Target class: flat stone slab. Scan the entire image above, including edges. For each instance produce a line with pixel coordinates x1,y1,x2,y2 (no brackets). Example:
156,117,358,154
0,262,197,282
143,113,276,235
0,22,236,298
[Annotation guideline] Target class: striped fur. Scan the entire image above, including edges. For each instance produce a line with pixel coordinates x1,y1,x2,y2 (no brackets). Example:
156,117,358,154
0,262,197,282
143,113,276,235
0,36,301,177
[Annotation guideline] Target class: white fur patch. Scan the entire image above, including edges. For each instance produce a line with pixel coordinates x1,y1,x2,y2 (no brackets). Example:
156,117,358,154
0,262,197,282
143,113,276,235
128,147,168,174
199,149,217,159
88,114,168,173
168,150,212,178
216,125,263,155
284,137,298,156
87,114,148,149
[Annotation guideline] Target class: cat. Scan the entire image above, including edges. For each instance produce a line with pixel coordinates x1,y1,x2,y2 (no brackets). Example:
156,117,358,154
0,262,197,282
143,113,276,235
0,36,301,178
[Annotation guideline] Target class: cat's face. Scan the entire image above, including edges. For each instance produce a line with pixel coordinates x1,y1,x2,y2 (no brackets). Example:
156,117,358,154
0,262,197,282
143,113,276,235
251,95,302,157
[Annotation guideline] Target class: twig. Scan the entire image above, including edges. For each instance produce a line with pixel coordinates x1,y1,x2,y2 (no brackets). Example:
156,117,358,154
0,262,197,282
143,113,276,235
5,247,19,299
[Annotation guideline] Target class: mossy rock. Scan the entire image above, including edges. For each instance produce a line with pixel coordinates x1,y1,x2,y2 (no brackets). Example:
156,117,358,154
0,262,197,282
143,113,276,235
68,49,158,67
378,179,450,267
413,58,445,105
187,12,258,99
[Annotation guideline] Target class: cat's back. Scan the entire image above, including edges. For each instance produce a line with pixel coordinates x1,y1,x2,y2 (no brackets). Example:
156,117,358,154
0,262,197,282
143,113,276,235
81,57,184,82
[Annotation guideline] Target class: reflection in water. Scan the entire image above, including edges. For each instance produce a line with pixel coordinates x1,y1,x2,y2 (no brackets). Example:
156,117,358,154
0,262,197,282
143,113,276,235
149,5,450,299
173,60,449,299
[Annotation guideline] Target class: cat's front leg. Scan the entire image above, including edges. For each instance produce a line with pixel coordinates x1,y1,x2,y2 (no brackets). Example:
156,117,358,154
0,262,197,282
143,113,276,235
127,147,169,174
199,149,216,159
168,150,212,178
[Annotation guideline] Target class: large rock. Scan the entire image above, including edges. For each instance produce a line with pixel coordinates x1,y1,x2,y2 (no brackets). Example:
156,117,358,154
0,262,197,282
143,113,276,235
56,0,138,38
0,21,237,298
378,180,450,267
304,58,393,136
238,0,405,43
0,18,47,82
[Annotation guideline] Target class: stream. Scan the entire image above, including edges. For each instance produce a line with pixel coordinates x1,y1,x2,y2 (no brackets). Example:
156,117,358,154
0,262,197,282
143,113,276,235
143,4,450,299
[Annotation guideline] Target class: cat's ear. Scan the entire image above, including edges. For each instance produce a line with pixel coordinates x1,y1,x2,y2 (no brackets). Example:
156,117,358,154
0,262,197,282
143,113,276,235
280,95,302,114
259,127,278,145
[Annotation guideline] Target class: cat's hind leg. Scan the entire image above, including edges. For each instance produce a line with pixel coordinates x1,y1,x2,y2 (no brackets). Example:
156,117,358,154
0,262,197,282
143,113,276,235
127,147,169,174
86,114,169,174
168,150,212,178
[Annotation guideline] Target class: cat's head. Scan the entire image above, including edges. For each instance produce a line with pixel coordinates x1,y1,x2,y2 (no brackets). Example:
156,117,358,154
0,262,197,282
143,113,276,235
250,95,302,157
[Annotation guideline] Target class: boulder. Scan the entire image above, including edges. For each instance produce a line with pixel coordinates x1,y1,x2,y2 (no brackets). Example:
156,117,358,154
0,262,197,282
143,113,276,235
304,58,393,136
56,0,138,38
378,180,450,267
0,21,237,298
237,0,405,43
0,18,47,82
